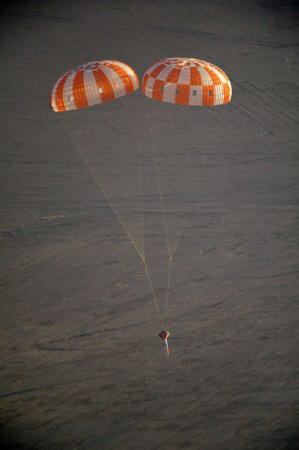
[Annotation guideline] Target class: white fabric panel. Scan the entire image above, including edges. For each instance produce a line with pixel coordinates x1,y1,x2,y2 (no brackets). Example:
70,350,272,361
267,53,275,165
189,86,203,106
177,67,191,85
144,76,155,98
156,65,172,82
85,70,102,106
213,84,224,105
63,71,77,110
163,84,177,104
198,67,213,86
227,81,232,101
210,66,227,84
147,61,166,77
100,65,125,98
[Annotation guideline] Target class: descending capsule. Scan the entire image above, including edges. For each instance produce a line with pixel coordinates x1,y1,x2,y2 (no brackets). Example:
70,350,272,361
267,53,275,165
159,330,170,356
142,57,232,106
51,60,139,112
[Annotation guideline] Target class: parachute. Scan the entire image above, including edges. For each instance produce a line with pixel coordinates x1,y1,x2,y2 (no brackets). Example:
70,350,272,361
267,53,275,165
51,57,232,356
142,57,232,106
51,60,139,112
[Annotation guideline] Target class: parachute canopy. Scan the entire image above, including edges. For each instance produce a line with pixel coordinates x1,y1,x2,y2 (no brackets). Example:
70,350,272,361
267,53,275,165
142,57,232,106
51,60,139,112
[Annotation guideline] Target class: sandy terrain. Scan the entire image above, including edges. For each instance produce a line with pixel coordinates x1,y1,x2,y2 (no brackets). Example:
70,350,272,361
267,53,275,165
1,0,298,448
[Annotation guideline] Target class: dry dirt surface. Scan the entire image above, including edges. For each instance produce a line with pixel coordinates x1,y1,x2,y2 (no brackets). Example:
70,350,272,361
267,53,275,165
1,0,299,448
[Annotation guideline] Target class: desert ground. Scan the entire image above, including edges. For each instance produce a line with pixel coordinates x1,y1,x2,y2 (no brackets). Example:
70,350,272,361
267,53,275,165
1,0,298,448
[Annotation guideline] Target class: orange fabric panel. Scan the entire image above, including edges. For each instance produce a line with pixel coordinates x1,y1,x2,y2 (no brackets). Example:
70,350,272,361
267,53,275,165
108,63,134,94
166,67,181,84
54,74,68,112
175,84,190,105
204,66,222,85
72,70,89,109
190,67,202,86
202,86,214,106
152,79,165,101
142,73,149,93
93,68,115,103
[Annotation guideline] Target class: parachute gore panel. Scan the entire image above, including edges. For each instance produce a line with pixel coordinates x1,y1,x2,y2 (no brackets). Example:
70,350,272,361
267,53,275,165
51,61,139,112
142,58,232,106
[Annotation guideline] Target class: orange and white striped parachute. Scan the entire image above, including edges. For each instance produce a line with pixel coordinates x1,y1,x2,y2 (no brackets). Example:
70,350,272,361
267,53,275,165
51,60,139,112
142,57,231,106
